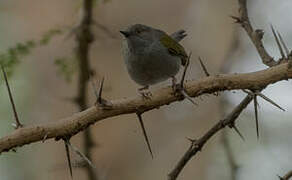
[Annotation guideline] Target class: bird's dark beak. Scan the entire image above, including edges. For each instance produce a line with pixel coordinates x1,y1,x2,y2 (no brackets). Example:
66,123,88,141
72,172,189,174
120,31,130,38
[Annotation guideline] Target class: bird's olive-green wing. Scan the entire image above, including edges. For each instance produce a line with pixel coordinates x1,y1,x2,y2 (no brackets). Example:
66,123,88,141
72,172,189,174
160,34,188,66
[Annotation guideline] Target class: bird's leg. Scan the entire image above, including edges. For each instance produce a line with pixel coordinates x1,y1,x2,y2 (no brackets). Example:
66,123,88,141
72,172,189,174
138,85,152,100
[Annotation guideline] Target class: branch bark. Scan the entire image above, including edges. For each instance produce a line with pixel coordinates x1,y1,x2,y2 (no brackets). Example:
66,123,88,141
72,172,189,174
0,62,291,153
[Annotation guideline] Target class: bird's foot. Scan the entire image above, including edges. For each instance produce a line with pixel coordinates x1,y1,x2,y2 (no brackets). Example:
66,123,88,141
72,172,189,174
138,86,152,100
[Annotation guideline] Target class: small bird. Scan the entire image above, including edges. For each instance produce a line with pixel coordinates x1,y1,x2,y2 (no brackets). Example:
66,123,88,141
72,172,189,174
120,24,188,157
120,24,188,96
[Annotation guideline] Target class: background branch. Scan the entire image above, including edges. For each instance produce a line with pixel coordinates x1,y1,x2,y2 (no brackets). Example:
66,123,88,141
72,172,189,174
74,0,97,179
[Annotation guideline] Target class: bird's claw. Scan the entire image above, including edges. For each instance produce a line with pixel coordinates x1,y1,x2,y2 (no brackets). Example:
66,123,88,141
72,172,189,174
138,90,152,100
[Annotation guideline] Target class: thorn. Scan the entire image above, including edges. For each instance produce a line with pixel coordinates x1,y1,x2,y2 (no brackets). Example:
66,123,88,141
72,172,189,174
242,90,285,111
198,57,210,76
254,91,285,111
93,77,113,109
173,52,197,105
66,140,96,170
277,31,289,56
136,112,153,158
229,123,245,141
64,139,73,179
180,52,191,85
1,65,23,129
98,77,104,103
253,95,259,139
180,89,198,106
271,24,286,59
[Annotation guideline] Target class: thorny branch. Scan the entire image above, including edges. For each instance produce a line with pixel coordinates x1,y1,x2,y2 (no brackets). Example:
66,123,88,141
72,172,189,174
0,63,291,153
168,94,254,180
168,0,291,179
232,0,278,67
0,1,291,180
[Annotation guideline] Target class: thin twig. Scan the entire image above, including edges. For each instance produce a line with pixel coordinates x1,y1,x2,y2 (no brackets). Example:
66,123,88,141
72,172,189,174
233,0,277,67
253,94,259,139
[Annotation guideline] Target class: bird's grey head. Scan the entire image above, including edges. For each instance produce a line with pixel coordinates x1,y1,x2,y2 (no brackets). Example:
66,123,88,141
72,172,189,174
120,24,163,49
